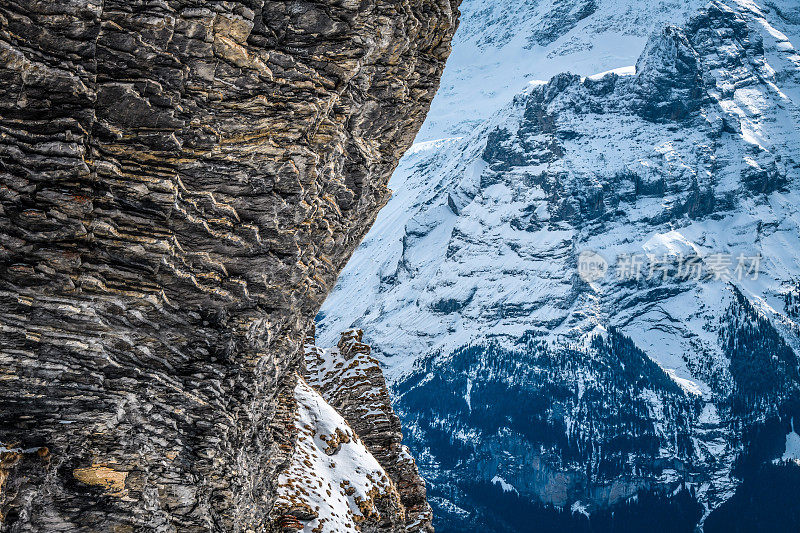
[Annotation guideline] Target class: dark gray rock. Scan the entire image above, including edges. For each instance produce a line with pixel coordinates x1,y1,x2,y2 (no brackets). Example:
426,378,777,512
0,1,459,531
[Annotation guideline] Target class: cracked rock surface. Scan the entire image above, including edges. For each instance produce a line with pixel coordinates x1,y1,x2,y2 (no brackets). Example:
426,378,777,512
0,0,458,531
301,328,433,532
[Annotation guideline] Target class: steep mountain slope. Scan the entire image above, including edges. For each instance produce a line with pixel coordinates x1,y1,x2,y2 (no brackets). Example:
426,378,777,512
274,377,406,533
302,329,434,532
416,0,708,140
319,0,800,530
273,329,434,533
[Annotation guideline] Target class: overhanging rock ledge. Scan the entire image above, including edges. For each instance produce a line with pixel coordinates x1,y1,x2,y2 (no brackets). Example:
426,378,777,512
0,0,459,530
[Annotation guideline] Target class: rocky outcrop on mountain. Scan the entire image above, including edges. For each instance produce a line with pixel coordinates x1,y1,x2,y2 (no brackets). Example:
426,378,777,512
273,375,407,533
319,1,800,531
0,0,458,531
414,0,708,141
272,328,432,533
304,328,433,532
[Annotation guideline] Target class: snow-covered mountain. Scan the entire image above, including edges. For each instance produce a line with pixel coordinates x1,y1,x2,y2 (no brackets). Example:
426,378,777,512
416,0,708,141
319,0,800,531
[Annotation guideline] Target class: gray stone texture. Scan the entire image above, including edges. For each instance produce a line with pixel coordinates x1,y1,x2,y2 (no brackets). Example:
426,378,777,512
0,0,459,530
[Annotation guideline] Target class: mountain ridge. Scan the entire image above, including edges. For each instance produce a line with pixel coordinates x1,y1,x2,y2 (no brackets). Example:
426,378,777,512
318,0,800,530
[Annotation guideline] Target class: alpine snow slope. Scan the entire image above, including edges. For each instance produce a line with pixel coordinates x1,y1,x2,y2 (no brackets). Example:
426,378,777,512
415,0,708,141
318,0,800,531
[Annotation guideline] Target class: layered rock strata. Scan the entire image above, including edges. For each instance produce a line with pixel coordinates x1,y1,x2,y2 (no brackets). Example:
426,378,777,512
0,0,458,531
272,328,431,532
301,328,433,532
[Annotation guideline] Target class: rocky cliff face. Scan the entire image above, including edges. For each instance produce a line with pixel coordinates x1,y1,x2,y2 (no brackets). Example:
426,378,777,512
0,1,458,531
274,329,433,532
303,329,433,532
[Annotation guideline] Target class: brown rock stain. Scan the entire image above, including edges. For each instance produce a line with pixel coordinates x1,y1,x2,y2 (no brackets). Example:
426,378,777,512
72,465,128,497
